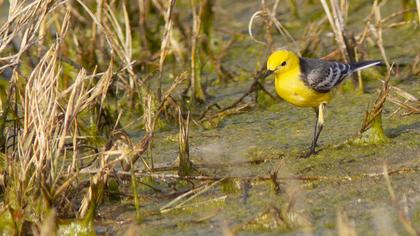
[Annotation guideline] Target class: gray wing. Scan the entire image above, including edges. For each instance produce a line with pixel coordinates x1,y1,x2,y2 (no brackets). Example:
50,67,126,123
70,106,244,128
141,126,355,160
299,57,352,93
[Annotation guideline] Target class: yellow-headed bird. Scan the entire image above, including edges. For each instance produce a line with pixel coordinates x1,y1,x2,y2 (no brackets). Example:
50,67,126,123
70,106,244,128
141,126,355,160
262,50,382,157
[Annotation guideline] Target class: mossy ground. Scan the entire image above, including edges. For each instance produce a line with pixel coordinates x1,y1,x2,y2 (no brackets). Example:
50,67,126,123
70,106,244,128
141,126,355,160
94,76,419,235
98,0,420,234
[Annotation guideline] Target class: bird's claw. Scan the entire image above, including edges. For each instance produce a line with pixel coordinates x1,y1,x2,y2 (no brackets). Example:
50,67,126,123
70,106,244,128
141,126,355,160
300,148,319,159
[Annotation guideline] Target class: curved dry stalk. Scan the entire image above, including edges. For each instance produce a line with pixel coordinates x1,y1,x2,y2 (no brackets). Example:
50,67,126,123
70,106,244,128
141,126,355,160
248,10,267,45
248,5,300,55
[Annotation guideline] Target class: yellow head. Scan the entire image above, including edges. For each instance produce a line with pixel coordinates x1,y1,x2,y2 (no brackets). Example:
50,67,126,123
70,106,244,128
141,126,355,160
266,50,300,75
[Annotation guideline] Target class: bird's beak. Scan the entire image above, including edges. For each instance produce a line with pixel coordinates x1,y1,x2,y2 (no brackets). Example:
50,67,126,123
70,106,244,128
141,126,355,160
260,69,273,80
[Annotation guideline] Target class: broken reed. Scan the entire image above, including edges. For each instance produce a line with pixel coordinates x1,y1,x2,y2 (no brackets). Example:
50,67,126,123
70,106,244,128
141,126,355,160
177,108,193,177
354,66,392,145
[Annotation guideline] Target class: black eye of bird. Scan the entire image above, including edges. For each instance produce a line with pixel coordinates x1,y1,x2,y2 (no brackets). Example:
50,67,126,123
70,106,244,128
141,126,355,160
281,61,287,66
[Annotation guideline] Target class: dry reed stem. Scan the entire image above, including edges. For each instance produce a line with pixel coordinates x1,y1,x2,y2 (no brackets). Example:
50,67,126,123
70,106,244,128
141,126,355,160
177,107,193,177
160,178,225,213
107,3,135,88
336,211,357,236
320,0,350,62
0,0,63,73
388,96,420,116
158,0,176,101
151,71,188,128
387,79,420,116
90,0,104,62
137,0,148,49
132,71,188,171
9,14,102,223
383,163,418,236
2,2,136,222
375,79,420,116
189,0,206,102
190,0,200,100
359,65,391,134
416,0,420,24
368,0,390,69
143,95,154,170
77,0,137,92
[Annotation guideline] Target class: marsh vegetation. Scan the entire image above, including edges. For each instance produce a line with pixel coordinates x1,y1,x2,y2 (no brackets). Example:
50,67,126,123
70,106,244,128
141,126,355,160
0,0,419,235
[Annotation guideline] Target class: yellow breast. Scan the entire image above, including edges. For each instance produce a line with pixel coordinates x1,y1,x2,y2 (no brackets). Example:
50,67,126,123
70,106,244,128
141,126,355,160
274,68,332,108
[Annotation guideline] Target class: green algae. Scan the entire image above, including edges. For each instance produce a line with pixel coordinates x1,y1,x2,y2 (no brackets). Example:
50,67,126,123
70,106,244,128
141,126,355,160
220,178,241,194
351,115,390,145
0,211,16,235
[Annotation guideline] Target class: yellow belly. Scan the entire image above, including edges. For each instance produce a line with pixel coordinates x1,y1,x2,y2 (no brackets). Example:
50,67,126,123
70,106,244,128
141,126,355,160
274,70,332,108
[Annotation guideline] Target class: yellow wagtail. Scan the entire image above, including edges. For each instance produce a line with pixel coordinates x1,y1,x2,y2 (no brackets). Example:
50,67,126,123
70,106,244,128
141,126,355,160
262,50,382,158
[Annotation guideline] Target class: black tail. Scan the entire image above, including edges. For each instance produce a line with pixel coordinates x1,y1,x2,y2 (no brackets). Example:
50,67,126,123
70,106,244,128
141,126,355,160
350,60,383,72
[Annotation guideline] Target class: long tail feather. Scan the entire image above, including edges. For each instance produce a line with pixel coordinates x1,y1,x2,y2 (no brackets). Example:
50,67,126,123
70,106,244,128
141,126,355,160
351,60,383,72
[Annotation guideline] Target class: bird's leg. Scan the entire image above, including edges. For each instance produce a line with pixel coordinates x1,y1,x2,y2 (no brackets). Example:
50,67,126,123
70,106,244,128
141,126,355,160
310,108,320,149
305,102,326,158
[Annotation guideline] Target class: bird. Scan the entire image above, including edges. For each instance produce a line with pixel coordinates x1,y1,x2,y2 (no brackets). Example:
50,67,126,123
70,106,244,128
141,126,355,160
262,49,382,158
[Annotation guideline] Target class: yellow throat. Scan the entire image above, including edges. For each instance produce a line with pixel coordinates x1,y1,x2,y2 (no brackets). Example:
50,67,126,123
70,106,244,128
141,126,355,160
267,50,332,108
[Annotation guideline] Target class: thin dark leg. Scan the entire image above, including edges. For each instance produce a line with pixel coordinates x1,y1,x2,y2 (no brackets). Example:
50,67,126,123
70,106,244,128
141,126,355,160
304,104,325,158
311,108,319,149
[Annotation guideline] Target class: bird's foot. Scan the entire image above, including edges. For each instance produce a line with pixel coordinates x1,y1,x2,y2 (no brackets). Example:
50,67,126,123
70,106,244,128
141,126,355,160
299,148,319,159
